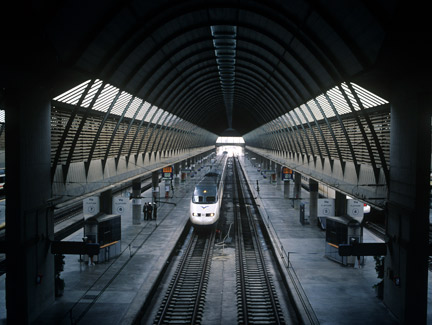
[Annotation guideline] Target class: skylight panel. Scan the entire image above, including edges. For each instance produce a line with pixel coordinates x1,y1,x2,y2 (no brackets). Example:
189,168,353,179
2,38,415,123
278,116,286,130
135,102,151,121
286,112,299,127
307,100,324,121
151,108,164,124
81,80,104,107
271,117,281,131
124,98,144,119
165,113,176,127
169,115,178,127
283,113,294,128
327,87,351,115
53,79,92,105
144,106,158,122
158,111,169,125
340,83,360,111
111,92,133,116
92,85,119,112
293,107,307,124
316,94,335,118
299,105,314,123
351,82,388,108
216,137,244,144
169,115,180,127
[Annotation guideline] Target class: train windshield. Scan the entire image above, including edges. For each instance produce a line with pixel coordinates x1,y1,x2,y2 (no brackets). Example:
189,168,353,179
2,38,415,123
192,187,217,203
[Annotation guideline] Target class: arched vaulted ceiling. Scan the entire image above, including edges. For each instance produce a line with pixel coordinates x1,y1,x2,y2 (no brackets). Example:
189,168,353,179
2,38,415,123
0,1,428,136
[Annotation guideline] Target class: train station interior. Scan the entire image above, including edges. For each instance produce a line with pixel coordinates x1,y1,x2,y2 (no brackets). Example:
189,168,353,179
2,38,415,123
0,1,431,324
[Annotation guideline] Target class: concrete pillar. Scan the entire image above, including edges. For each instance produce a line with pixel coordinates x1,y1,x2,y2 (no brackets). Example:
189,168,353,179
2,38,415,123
100,189,113,214
284,180,291,199
385,94,430,323
132,179,141,224
276,164,281,185
293,171,301,208
5,87,53,323
151,171,159,205
309,179,318,225
174,163,180,186
335,191,347,216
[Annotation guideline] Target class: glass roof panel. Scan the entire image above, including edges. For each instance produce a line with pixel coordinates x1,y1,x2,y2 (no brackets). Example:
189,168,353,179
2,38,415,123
327,87,351,115
216,137,244,143
135,102,151,121
299,104,314,123
81,80,104,107
144,106,159,122
340,83,361,111
111,92,133,116
124,98,144,119
53,79,92,105
307,100,324,120
351,82,389,108
316,94,335,118
92,85,119,112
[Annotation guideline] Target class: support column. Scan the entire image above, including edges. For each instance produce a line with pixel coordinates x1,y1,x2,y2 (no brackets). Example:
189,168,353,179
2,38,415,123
132,179,141,224
151,171,159,206
100,189,113,214
293,171,301,209
385,94,431,323
309,179,318,225
174,163,180,186
335,191,347,216
276,164,281,185
284,180,290,199
5,87,53,323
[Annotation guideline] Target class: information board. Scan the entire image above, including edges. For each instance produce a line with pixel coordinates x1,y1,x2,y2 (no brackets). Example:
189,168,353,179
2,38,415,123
113,197,129,216
83,196,100,220
347,199,364,221
318,198,335,217
282,167,293,180
162,166,173,179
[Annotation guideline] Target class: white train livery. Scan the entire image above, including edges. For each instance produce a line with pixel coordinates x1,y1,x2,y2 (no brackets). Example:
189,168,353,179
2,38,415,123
190,154,228,227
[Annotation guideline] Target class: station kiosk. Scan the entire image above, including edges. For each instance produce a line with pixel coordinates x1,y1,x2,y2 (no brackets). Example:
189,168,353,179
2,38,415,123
84,213,121,263
325,216,363,266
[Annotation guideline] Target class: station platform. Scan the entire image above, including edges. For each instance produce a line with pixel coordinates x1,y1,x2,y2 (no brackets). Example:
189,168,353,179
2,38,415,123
0,155,431,324
239,156,399,324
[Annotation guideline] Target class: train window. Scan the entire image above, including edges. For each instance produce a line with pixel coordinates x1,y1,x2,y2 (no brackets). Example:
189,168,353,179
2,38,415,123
193,195,204,203
206,196,216,203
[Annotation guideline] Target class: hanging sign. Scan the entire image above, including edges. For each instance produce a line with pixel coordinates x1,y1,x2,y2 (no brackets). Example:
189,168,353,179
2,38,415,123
282,167,293,181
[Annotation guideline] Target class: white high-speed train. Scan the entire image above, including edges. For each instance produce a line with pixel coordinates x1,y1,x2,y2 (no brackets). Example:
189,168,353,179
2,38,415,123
190,153,228,228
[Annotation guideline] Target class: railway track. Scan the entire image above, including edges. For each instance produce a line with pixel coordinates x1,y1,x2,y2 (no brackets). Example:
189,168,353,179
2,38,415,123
233,158,285,324
140,157,296,323
154,230,215,324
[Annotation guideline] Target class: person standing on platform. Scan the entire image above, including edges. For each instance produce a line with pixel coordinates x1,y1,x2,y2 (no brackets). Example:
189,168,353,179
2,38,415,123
143,202,148,220
153,203,158,220
148,203,153,220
